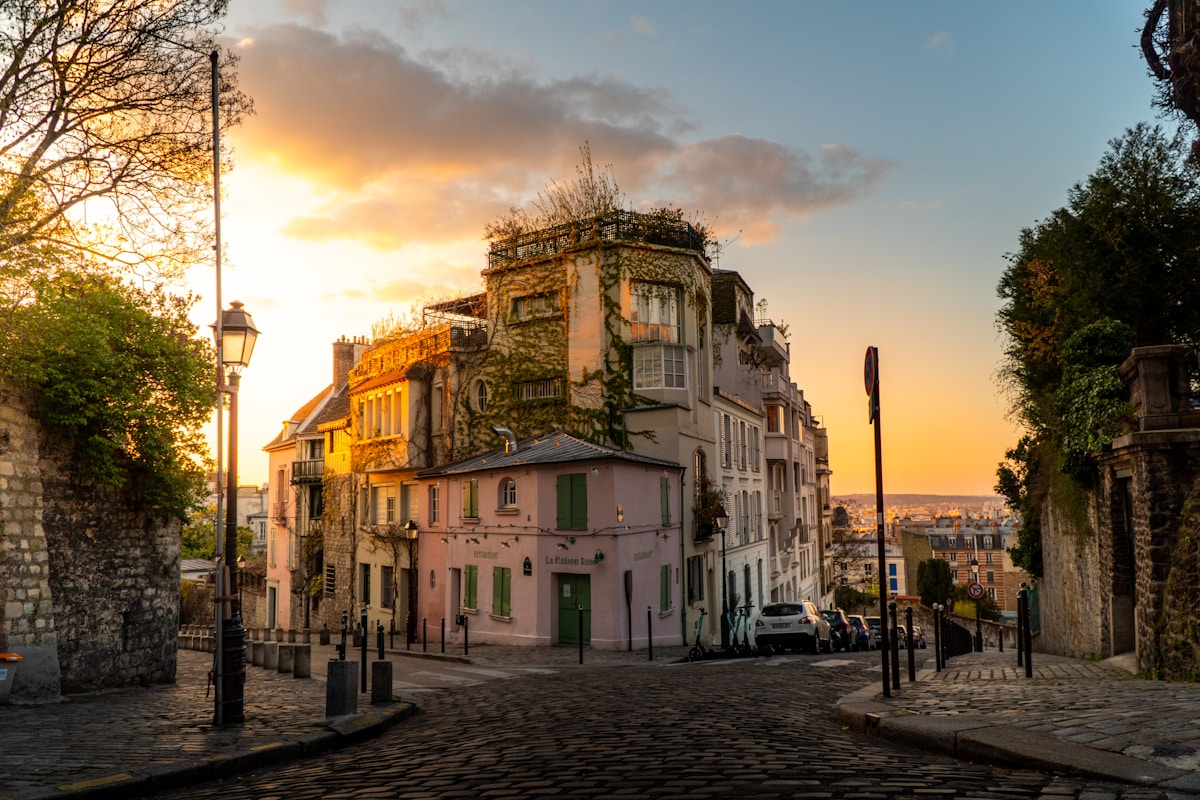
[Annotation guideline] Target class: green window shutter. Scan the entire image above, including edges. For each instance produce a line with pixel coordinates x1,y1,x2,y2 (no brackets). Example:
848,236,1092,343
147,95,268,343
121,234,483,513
555,474,589,530
660,476,670,525
464,564,477,609
493,567,511,617
556,475,570,529
570,473,587,529
660,564,672,612
469,480,478,517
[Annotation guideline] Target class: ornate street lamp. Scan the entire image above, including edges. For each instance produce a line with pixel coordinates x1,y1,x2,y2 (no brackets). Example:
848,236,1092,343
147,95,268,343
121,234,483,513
211,300,260,726
716,504,729,649
404,519,418,644
970,556,982,652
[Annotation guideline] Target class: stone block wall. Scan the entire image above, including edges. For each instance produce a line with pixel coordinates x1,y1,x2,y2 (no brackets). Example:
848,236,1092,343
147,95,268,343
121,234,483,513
1037,485,1108,659
0,381,179,698
0,386,62,696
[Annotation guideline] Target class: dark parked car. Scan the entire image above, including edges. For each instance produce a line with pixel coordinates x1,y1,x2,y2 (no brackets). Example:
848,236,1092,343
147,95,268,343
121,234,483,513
821,608,854,652
848,614,875,650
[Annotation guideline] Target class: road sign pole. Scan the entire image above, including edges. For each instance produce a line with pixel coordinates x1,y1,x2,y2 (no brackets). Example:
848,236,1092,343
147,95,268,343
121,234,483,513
865,346,889,699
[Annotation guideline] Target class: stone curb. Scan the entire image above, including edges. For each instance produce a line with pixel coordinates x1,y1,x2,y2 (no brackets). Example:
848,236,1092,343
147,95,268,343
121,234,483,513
3,701,417,800
835,692,1187,789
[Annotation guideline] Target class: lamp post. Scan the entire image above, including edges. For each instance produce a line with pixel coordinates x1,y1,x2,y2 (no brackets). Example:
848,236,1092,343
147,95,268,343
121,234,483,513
715,505,729,650
970,556,983,651
212,300,260,726
403,520,418,644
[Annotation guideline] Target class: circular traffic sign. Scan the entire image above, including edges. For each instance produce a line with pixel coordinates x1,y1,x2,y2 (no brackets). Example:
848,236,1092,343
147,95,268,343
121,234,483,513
967,582,985,600
864,346,877,395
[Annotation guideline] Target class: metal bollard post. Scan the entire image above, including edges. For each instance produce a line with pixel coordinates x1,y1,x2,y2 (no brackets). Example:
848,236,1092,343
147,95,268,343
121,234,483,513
337,609,348,661
360,607,368,693
933,604,942,671
376,622,385,661
406,614,411,651
441,618,445,653
889,601,900,690
1016,588,1025,667
578,604,584,664
389,617,394,650
647,606,653,662
461,615,468,656
904,606,915,682
422,618,427,652
998,623,1004,653
1022,587,1033,677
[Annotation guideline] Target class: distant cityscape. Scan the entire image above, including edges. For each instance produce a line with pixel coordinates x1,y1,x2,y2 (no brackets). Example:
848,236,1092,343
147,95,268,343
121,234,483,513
833,494,1011,533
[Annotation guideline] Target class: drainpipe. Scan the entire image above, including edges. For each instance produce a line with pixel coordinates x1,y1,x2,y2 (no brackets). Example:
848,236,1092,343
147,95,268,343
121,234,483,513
679,466,687,645
490,425,517,453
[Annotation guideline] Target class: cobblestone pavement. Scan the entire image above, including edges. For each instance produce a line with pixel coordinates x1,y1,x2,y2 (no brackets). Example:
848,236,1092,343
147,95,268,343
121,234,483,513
4,644,1200,800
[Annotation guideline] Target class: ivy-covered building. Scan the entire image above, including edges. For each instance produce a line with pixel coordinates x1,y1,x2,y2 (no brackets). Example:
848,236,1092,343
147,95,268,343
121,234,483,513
265,210,835,651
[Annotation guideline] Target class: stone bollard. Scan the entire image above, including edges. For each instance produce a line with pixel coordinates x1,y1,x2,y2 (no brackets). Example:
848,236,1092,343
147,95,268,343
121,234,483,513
371,660,393,705
319,627,330,646
278,644,295,674
274,627,284,642
263,641,279,670
293,644,312,678
326,660,358,717
251,640,265,666
301,628,311,644
202,636,215,653
288,629,296,643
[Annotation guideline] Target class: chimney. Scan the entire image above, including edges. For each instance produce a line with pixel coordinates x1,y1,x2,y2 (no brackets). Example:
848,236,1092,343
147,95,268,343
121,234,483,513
332,336,365,390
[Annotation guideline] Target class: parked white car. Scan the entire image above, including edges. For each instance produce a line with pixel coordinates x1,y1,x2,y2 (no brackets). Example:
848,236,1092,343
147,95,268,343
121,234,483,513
752,600,832,654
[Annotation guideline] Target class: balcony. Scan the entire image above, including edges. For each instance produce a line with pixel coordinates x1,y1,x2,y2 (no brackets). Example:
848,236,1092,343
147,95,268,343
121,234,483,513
764,434,789,463
291,459,324,485
488,209,707,269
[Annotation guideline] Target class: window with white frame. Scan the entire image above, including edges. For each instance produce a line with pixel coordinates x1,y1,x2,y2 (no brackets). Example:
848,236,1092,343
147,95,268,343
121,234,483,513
633,343,686,390
514,378,563,401
511,292,558,321
630,283,681,342
749,426,761,471
499,477,517,508
361,387,403,439
371,484,396,524
428,484,440,525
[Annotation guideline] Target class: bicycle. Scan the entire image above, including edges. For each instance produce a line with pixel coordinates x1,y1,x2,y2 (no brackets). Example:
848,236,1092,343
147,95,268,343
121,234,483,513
688,607,709,662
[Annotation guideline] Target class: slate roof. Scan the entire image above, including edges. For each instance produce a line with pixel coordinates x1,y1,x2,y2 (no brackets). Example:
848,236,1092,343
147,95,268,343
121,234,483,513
262,384,333,449
418,430,682,478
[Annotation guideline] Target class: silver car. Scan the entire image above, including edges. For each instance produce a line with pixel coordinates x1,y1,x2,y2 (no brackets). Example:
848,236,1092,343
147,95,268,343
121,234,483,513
752,600,832,654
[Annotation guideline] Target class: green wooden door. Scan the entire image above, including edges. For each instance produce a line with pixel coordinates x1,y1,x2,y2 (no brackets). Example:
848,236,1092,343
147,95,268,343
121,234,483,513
557,574,591,644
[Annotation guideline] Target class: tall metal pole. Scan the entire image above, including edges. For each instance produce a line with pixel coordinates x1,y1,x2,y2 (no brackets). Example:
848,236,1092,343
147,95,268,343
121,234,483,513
220,372,245,724
210,49,226,728
865,346,889,697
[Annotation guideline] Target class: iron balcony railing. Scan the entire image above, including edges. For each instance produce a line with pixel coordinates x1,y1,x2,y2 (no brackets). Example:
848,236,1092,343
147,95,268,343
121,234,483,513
488,210,707,269
291,459,324,484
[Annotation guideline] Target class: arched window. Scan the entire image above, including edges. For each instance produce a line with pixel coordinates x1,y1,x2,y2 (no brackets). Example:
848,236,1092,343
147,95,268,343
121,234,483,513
499,477,517,508
474,380,488,412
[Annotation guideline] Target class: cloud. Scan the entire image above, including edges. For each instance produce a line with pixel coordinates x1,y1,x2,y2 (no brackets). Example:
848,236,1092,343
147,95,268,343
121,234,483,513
630,16,657,37
924,30,953,55
279,0,331,27
232,24,892,250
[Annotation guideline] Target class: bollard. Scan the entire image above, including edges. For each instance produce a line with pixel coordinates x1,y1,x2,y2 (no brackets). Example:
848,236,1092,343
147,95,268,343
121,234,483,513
302,628,311,644
360,607,368,693
389,617,395,650
578,605,584,664
933,605,942,672
1022,587,1033,677
441,618,445,654
1016,591,1026,667
275,627,284,643
320,624,330,646
462,615,469,656
647,606,653,662
998,624,1004,653
293,643,312,678
288,628,296,643
278,643,295,674
371,659,393,705
423,618,427,652
377,622,385,660
904,606,915,682
251,640,265,666
405,614,411,651
263,641,279,670
325,659,358,717
888,602,900,690
337,610,348,661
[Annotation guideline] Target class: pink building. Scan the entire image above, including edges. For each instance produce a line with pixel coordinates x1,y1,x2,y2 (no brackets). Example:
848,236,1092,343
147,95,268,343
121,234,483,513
415,430,685,650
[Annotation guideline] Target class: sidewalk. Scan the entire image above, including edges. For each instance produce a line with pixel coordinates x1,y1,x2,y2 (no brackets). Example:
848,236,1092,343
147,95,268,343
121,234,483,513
835,649,1200,794
0,639,688,800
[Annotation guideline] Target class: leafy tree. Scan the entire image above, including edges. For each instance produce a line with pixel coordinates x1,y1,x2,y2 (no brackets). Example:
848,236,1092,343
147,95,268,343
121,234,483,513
0,272,214,519
0,0,251,284
180,503,254,559
995,123,1200,575
833,584,873,614
916,558,954,609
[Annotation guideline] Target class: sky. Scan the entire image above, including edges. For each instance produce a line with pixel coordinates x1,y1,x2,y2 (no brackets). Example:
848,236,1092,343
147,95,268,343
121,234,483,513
190,0,1171,497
